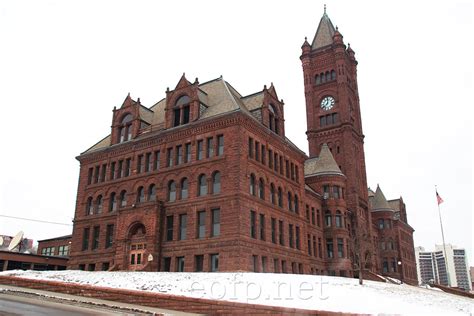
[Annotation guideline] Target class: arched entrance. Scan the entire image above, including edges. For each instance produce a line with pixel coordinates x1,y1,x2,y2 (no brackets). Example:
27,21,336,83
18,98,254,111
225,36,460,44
127,222,147,270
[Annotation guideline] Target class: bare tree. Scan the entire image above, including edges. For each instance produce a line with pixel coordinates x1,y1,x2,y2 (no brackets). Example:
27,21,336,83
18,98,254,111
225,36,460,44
350,213,373,285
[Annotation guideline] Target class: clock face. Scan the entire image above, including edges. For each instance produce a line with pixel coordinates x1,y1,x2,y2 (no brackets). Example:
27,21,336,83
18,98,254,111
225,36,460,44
320,96,335,110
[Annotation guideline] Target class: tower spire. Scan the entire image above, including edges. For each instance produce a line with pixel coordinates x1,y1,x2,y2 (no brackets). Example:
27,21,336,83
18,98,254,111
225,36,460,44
324,4,326,14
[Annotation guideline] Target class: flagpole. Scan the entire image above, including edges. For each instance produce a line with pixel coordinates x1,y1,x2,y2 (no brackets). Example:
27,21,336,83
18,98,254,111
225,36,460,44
436,185,450,287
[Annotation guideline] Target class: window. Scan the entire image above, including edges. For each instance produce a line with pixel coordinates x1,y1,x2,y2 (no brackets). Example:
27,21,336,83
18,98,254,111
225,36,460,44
274,258,279,273
145,153,152,172
173,95,191,127
378,219,384,229
211,208,220,237
259,214,265,241
167,148,173,167
337,238,344,258
177,256,185,272
118,113,133,143
335,211,343,228
285,160,290,178
217,135,224,156
274,153,278,172
207,137,214,158
270,184,276,204
120,190,127,208
289,224,294,248
118,160,123,178
269,104,279,134
253,255,258,272
137,155,143,173
249,174,256,196
166,216,173,241
296,226,300,250
197,211,206,239
92,226,100,250
250,211,256,238
185,143,191,163
261,145,266,165
331,70,336,80
333,186,340,199
255,141,260,161
258,178,265,199
42,247,55,256
100,164,107,182
294,195,299,213
168,181,176,201
316,209,321,227
154,151,160,170
148,184,156,201
58,245,69,256
180,178,189,199
326,238,334,258
136,187,145,203
82,227,90,251
287,192,293,211
125,158,131,177
179,214,187,240
279,220,284,245
195,255,204,272
87,168,93,185
163,257,171,272
269,150,273,168
109,192,117,212
176,145,183,165
281,260,287,273
271,218,276,243
197,140,204,160
105,224,114,248
198,174,207,196
210,254,219,272
307,235,312,255
318,238,322,258
262,256,267,273
278,187,283,207
110,162,116,180
325,211,332,227
86,197,93,215
248,138,254,158
102,262,110,271
383,259,389,273
212,171,221,194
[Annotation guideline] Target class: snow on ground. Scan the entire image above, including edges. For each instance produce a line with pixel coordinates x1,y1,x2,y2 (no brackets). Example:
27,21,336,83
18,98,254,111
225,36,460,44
1,270,472,315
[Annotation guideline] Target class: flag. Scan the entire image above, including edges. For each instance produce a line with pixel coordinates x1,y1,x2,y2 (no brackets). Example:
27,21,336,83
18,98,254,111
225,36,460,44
436,191,444,205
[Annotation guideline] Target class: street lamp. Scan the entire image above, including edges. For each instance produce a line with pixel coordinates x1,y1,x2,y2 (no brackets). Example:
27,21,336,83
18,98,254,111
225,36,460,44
397,260,403,284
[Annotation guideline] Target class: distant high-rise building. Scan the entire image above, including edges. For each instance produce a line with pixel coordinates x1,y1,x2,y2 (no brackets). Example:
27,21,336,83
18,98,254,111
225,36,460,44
415,245,471,291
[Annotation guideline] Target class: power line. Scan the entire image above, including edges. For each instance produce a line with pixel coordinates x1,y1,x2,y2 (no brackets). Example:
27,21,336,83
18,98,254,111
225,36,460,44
0,214,72,226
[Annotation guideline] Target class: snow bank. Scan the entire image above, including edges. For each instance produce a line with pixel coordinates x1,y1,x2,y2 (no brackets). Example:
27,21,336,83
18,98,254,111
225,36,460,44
1,270,472,315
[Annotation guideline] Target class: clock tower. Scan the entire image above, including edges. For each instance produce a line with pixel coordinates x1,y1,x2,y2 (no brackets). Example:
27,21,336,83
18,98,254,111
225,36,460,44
300,8,373,264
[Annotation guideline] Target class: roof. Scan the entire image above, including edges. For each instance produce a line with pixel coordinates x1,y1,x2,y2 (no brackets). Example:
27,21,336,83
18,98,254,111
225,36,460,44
37,234,72,243
304,143,343,177
311,11,336,50
371,185,393,212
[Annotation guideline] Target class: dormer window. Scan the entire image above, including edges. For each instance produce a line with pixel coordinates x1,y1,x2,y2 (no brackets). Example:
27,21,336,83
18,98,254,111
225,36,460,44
269,104,279,135
173,95,191,127
119,113,133,143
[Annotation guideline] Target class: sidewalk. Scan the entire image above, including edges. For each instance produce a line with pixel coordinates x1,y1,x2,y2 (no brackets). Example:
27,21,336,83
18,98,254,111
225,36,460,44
0,284,200,316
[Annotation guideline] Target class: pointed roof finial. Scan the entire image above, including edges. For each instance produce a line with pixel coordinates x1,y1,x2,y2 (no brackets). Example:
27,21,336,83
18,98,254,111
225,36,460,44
324,4,326,14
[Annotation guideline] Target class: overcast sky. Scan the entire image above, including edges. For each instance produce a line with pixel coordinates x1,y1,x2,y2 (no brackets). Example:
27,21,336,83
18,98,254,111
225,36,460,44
0,1,472,264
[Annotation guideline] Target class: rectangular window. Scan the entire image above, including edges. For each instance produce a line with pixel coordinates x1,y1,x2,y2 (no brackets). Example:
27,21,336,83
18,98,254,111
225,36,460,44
295,165,299,183
318,238,322,258
248,138,254,158
101,164,107,182
163,257,171,272
166,216,174,241
183,106,190,124
289,224,294,248
92,226,100,250
207,137,214,158
217,135,224,156
332,113,338,124
252,255,258,272
195,255,204,272
87,168,93,185
197,211,206,239
255,141,260,161
137,155,143,174
307,234,312,255
177,256,185,272
311,208,315,225
146,152,152,172
259,214,265,241
261,145,266,165
279,156,283,174
110,162,116,180
105,224,114,248
279,220,284,246
326,238,333,258
262,256,267,273
268,150,273,168
176,145,183,165
337,238,344,258
197,140,204,160
179,214,187,240
58,245,69,256
323,185,330,198
185,143,191,163
285,160,290,178
210,254,219,272
274,153,278,172
125,158,131,177
296,226,300,250
290,163,295,180
250,211,256,238
320,116,326,127
167,148,173,167
82,227,90,251
154,151,160,170
313,236,317,258
273,258,279,273
333,186,340,199
271,218,276,244
317,209,321,227
94,166,100,183
211,208,220,237
102,262,110,271
281,260,287,273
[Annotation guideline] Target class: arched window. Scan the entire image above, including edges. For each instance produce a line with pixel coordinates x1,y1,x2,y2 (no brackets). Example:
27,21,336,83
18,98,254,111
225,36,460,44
109,192,117,212
335,210,343,228
325,71,331,82
270,183,276,205
96,195,103,214
320,72,325,83
119,113,133,143
278,187,283,207
173,95,191,127
148,184,156,201
258,178,265,200
86,197,93,215
120,190,127,208
168,181,176,201
388,239,394,250
294,194,299,213
269,104,279,135
287,192,293,211
249,174,256,196
198,174,207,196
325,210,332,227
136,186,145,203
315,75,320,85
212,172,221,194
331,70,336,81
180,178,189,199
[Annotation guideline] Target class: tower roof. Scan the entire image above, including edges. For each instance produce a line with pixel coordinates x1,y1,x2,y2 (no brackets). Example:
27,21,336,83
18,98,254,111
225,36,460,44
304,143,343,177
311,8,336,50
372,185,393,211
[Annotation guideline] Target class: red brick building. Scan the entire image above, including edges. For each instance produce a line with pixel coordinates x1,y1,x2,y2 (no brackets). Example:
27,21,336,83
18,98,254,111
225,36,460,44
68,10,417,283
37,235,71,257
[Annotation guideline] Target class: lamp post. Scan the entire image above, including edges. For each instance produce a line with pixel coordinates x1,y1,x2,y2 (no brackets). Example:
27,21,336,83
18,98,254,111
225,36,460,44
397,260,403,284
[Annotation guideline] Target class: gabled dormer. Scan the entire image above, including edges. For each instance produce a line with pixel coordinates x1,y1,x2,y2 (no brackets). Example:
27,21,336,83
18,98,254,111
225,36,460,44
111,94,141,145
262,83,285,137
164,73,203,129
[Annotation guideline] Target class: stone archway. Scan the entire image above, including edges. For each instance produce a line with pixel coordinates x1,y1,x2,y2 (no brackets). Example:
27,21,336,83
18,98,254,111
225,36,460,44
126,222,147,271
